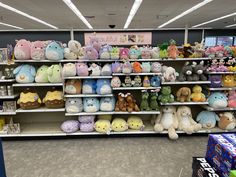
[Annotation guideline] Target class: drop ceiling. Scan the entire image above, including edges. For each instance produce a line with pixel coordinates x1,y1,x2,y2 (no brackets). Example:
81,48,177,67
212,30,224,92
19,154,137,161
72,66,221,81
0,0,235,30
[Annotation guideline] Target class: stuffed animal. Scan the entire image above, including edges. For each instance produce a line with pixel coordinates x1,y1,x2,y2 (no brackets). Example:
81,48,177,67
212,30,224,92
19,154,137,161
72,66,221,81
216,58,228,72
65,79,82,94
141,47,151,59
132,75,142,87
84,45,98,60
162,66,178,82
47,64,62,83
68,40,81,57
129,46,140,59
142,62,151,73
122,61,132,74
30,40,45,60
83,97,99,113
192,61,207,81
94,119,111,134
207,92,228,108
43,90,64,108
35,65,49,83
151,62,162,73
127,116,145,130
45,41,64,60
209,75,222,88
167,39,179,59
177,106,202,134
115,93,127,112
122,76,133,87
62,63,76,77
110,47,120,60
150,92,159,111
215,45,225,58
158,86,174,103
140,91,150,111
154,106,178,139
76,63,89,76
207,59,218,72
159,42,168,59
96,79,112,94
61,120,79,133
132,62,142,73
14,39,31,60
111,76,121,88
78,115,95,132
176,87,191,102
64,47,77,60
222,75,236,87
190,85,206,102
191,41,205,58
101,64,112,76
17,91,41,109
119,48,129,60
228,91,236,108
89,35,101,52
88,63,101,76
205,47,216,58
65,98,83,113
218,112,236,130
178,62,193,81
100,97,115,112
111,118,128,132
151,47,160,59
182,44,193,58
13,64,36,83
142,76,150,87
150,76,161,87
125,93,140,112
196,111,219,129
82,79,96,94
111,62,122,73
99,44,112,59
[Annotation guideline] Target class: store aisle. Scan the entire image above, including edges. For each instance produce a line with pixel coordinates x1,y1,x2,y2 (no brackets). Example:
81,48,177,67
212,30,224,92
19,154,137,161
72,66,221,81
3,136,208,177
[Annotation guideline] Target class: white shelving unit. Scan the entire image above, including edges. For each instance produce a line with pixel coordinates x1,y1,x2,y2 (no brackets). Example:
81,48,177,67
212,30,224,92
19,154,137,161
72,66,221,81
63,76,112,79
208,87,236,91
160,102,208,106
162,81,211,85
13,83,63,87
0,79,15,83
16,107,65,113
65,111,160,116
0,112,16,115
202,105,236,111
0,94,19,99
207,71,236,75
113,87,161,90
64,94,113,98
112,73,161,76
14,60,65,63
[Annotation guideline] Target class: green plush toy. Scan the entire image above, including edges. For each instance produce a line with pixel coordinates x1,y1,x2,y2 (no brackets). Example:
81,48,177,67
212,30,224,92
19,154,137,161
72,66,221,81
158,86,174,103
150,92,159,110
47,64,62,83
230,171,236,177
140,92,150,111
111,118,128,132
35,65,49,83
159,42,168,59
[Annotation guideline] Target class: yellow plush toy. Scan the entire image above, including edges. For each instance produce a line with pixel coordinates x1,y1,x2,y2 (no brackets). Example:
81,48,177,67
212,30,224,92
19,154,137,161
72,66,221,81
17,91,41,109
94,119,111,134
127,116,145,130
43,90,64,108
111,118,128,132
190,85,206,102
0,117,5,131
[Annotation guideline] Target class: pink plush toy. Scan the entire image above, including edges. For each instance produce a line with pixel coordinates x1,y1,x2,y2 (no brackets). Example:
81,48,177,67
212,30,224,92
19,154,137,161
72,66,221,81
89,36,101,52
215,45,225,58
205,47,216,58
30,41,46,60
216,58,228,72
85,46,98,60
119,48,129,60
14,39,31,60
228,90,236,108
207,59,218,72
76,63,89,76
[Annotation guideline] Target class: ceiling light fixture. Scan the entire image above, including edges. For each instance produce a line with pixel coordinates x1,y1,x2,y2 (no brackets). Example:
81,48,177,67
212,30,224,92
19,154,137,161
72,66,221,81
0,22,23,29
158,0,213,28
124,0,143,29
62,0,93,29
193,12,236,28
225,23,236,28
0,2,58,29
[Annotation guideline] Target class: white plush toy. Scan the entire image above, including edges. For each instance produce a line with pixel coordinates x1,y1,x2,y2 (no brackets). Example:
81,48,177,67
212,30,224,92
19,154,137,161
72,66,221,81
176,106,202,134
64,40,81,60
154,106,179,139
64,47,77,60
162,66,178,82
101,64,112,76
62,63,76,77
88,63,101,76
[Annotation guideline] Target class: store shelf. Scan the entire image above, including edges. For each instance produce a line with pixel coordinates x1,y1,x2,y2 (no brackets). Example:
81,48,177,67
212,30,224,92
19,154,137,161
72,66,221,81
160,102,208,106
14,59,66,63
0,111,16,115
161,81,211,85
0,94,19,99
16,107,65,113
13,83,63,87
161,57,210,61
64,76,112,79
202,105,236,111
0,79,15,83
113,87,161,90
61,59,119,63
207,71,236,75
65,111,160,116
112,73,162,76
208,87,236,91
0,62,13,65
64,94,114,98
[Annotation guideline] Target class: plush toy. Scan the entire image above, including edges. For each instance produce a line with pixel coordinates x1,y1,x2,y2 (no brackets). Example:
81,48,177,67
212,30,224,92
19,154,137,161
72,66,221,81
111,118,128,132
143,76,150,87
216,58,228,72
222,75,236,87
88,63,101,76
96,79,112,94
129,46,140,59
122,76,133,87
132,62,142,73
13,64,36,83
101,64,112,76
84,45,98,60
94,119,111,134
65,98,83,113
158,86,174,103
215,45,225,58
151,62,162,73
45,41,64,60
167,39,179,59
125,93,140,112
150,76,161,87
30,40,45,60
140,91,150,111
132,76,142,87
17,91,41,109
65,79,82,94
228,91,236,108
78,46,86,60
207,59,218,72
115,93,127,112
68,40,81,57
100,97,115,111
218,112,236,130
89,35,101,52
76,63,89,76
209,75,222,88
205,47,216,58
159,42,168,59
82,79,96,94
142,62,151,73
14,39,31,60
127,116,145,130
35,65,49,83
43,90,64,108
61,120,79,133
110,47,120,60
111,76,121,88
111,62,122,73
151,47,160,59
192,61,207,81
196,111,219,129
119,48,129,60
141,47,151,59
207,92,228,108
122,61,132,74
191,41,205,58
162,66,178,82
150,92,159,111
182,44,193,58
83,97,99,113
154,106,178,139
99,44,112,59
231,46,236,57
177,106,202,134
190,85,206,102
47,64,62,83
64,47,77,60
178,62,193,81
78,115,95,132
62,63,76,77
176,87,191,102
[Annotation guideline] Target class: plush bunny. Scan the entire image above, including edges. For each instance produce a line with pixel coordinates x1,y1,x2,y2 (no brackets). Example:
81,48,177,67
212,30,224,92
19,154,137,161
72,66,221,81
35,65,49,83
62,63,76,77
47,64,62,83
13,64,36,83
83,97,99,113
88,63,101,76
66,98,83,113
14,39,31,60
45,41,64,60
30,40,46,60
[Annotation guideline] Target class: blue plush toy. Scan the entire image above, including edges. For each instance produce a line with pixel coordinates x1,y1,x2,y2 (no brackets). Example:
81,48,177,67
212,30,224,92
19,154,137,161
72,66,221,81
13,64,36,83
100,97,115,111
82,79,96,94
196,111,220,129
96,79,112,94
150,76,161,87
83,97,99,113
45,41,64,60
207,92,228,108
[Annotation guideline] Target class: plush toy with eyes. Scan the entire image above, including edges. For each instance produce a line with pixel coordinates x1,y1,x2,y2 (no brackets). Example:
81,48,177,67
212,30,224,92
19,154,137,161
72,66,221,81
207,92,228,109
65,79,82,94
94,119,111,134
31,41,46,60
85,45,98,60
111,118,128,132
35,65,49,83
78,115,95,132
43,90,64,108
66,98,83,113
14,39,31,60
47,64,62,83
83,97,99,113
13,64,36,83
99,97,115,111
82,79,96,94
96,79,112,94
76,63,89,76
61,120,79,133
99,44,112,59
45,41,64,60
127,116,145,130
62,63,76,77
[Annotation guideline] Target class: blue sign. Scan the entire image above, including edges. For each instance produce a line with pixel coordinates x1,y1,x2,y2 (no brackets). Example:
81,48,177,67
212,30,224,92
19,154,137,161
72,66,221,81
0,138,6,177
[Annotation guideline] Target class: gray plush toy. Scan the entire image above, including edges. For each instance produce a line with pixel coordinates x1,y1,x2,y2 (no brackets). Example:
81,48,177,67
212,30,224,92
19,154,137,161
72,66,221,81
66,98,83,113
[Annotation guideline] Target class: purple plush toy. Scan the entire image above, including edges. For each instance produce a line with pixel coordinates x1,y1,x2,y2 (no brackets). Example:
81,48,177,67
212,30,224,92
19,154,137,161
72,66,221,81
76,62,89,76
216,58,228,72
61,120,80,133
209,75,222,88
78,115,95,132
207,59,218,72
112,62,122,73
85,45,98,60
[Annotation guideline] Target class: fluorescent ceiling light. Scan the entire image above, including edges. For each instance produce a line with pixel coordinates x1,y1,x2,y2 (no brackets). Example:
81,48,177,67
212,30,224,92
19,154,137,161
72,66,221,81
63,0,93,29
124,0,143,29
158,0,213,28
225,23,236,28
193,12,236,28
0,2,58,29
0,22,23,29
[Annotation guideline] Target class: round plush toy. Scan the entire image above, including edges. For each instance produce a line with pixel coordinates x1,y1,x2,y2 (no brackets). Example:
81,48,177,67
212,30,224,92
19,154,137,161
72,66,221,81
218,112,236,130
151,62,162,73
85,45,98,60
162,66,178,82
76,63,89,76
82,79,96,94
190,85,206,102
43,90,64,108
65,79,82,94
99,44,112,59
35,65,49,83
111,118,128,132
61,120,79,133
196,111,219,129
122,61,132,74
47,64,62,83
111,76,121,88
88,63,101,76
96,79,112,94
14,39,31,60
94,119,111,134
101,64,112,76
227,91,236,108
111,62,122,73
127,116,144,130
17,91,41,109
132,62,142,73
62,63,76,77
167,39,179,59
13,64,36,83
142,62,151,73
100,97,115,112
83,97,99,113
158,86,174,103
209,75,222,88
30,41,46,60
45,41,64,60
222,75,236,87
207,92,228,108
110,47,120,60
66,98,83,113
78,115,95,132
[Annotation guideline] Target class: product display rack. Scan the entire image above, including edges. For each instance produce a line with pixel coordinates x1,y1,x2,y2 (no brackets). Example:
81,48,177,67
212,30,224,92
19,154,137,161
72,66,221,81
64,94,114,98
112,73,162,76
112,87,161,90
16,107,65,113
13,83,63,87
161,81,211,85
65,111,161,116
0,79,15,83
63,76,112,79
160,102,208,106
208,87,236,91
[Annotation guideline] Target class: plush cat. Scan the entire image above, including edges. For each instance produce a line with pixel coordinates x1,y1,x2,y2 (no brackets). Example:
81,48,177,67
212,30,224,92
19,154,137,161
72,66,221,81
100,97,116,111
96,79,112,94
66,98,83,113
30,41,46,60
82,79,96,94
83,97,99,113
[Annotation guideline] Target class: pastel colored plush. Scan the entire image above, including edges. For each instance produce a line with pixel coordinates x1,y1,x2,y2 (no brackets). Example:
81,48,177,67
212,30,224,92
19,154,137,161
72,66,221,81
88,63,101,76
207,92,228,109
85,46,98,60
100,97,115,111
66,98,83,113
35,65,49,83
47,64,62,83
101,64,112,76
96,79,112,94
62,63,76,77
14,39,31,60
61,120,79,133
30,41,45,60
111,118,128,132
76,63,89,76
196,111,219,129
99,44,112,59
112,62,122,73
142,62,151,73
127,116,145,130
151,62,162,73
82,79,96,94
94,119,111,134
13,64,36,83
150,76,161,87
78,115,95,132
111,76,121,88
83,97,99,113
45,41,64,60
65,79,82,94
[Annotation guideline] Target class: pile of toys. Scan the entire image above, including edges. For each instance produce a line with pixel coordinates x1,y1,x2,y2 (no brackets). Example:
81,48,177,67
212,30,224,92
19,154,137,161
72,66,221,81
207,57,236,72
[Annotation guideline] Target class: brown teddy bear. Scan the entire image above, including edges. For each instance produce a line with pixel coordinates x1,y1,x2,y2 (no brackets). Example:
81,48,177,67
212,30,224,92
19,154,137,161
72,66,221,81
115,93,127,112
176,87,191,102
125,93,140,112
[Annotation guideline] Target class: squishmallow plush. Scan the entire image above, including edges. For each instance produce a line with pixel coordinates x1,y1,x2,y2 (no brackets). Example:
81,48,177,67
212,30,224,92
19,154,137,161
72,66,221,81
82,79,96,94
88,63,101,76
207,92,228,109
66,98,83,113
196,111,219,129
78,115,95,132
65,79,82,94
43,90,64,108
83,97,99,113
17,91,41,109
13,64,36,83
94,119,111,134
111,118,128,132
96,79,112,94
99,44,112,59
101,64,112,76
111,76,121,88
62,63,76,77
30,40,46,60
61,120,79,133
35,65,49,83
45,41,64,60
14,39,31,60
47,64,62,83
76,63,89,76
84,46,98,60
99,97,115,111
111,62,122,73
